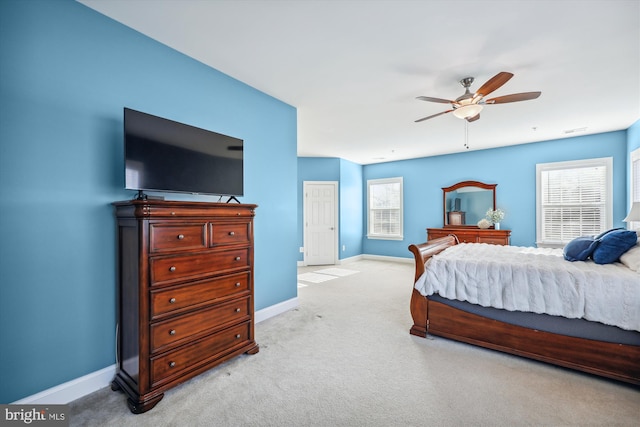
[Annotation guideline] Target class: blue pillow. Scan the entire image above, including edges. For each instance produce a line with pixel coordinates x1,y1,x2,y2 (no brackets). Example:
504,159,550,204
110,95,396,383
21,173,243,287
563,236,599,261
594,227,624,240
591,230,638,264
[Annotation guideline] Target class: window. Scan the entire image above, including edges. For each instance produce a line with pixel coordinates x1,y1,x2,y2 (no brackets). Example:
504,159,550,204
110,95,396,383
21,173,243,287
367,177,403,240
630,148,640,230
536,157,612,247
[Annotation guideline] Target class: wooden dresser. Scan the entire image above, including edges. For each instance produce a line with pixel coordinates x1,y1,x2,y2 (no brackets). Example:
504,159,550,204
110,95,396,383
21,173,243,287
111,200,259,413
427,227,511,245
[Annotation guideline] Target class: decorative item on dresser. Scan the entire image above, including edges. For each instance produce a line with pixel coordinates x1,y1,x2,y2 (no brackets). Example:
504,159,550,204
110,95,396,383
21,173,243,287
110,200,259,413
427,227,511,245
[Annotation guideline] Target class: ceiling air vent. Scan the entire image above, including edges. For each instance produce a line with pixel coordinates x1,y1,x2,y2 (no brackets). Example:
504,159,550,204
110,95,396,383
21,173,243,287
563,127,587,134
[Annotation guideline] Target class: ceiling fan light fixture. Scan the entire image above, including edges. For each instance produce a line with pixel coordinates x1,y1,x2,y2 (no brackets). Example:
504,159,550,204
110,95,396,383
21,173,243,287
414,72,540,124
453,104,483,119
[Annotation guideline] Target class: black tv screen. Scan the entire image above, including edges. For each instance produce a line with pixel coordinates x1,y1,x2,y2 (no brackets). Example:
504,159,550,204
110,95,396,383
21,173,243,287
124,108,243,197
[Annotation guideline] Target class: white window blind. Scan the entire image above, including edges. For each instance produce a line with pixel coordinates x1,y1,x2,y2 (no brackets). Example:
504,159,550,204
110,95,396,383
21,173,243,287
536,158,612,247
367,177,403,240
633,157,640,201
630,148,640,229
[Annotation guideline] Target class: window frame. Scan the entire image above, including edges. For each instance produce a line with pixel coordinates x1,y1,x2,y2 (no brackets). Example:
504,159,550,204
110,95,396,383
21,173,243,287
366,177,403,240
535,157,613,248
629,147,640,230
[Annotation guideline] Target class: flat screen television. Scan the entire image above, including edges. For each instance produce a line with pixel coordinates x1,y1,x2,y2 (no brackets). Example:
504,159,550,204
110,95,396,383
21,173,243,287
124,108,243,198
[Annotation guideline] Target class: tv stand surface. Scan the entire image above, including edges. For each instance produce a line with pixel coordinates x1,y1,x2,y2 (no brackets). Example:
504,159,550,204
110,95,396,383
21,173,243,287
134,191,165,201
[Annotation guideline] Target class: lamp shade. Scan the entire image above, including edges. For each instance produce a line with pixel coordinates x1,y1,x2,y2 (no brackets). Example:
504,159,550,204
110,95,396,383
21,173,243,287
623,201,640,222
452,104,483,119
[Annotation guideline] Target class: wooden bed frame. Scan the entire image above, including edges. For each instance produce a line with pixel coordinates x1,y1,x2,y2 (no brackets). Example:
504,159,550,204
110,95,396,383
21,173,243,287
408,236,640,385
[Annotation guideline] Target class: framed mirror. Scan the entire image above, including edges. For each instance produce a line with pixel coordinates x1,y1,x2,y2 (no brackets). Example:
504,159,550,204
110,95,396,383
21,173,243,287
443,181,497,227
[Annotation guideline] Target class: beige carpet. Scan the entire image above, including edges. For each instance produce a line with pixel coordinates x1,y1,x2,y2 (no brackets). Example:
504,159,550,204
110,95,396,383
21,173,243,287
69,259,639,426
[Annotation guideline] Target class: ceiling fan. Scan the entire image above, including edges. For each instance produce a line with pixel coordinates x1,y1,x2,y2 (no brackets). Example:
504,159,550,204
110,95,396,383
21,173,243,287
415,71,541,123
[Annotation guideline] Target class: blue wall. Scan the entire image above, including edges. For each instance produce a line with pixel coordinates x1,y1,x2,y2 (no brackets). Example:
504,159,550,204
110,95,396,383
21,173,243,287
363,131,629,256
0,0,297,403
339,159,363,259
629,119,640,152
299,131,629,260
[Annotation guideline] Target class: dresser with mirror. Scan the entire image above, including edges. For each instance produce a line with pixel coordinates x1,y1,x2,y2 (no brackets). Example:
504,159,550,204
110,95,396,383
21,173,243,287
427,180,511,245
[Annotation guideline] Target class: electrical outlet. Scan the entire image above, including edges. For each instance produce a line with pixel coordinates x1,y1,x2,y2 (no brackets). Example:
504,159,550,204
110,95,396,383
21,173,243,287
342,245,346,251
299,247,304,253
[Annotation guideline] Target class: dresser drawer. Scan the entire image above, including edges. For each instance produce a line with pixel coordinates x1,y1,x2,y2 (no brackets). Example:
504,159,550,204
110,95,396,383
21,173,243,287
151,322,250,386
150,223,207,253
427,231,453,241
453,233,478,244
478,237,508,245
428,231,476,243
150,249,250,286
150,297,250,353
151,272,250,318
210,222,251,246
427,228,511,246
140,204,255,218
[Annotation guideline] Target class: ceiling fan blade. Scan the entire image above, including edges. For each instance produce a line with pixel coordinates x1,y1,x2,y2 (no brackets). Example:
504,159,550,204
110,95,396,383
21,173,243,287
466,114,480,122
416,96,457,104
485,91,541,104
415,109,453,122
474,72,514,97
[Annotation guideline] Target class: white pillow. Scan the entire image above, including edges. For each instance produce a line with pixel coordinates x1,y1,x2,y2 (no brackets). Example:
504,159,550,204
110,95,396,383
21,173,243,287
619,238,640,273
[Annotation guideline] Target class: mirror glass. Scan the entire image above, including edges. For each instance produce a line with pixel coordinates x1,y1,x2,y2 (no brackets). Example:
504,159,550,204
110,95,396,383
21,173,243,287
443,181,496,227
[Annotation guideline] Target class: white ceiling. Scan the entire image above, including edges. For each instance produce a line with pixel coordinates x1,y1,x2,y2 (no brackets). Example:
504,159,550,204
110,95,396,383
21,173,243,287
79,0,640,165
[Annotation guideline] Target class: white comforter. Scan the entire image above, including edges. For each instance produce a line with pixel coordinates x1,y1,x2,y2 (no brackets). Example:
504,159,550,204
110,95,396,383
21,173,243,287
414,243,640,332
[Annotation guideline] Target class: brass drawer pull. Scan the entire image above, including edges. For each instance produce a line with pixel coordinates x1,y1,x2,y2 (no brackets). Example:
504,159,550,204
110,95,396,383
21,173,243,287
169,298,176,304
169,361,176,368
228,231,235,236
177,234,184,240
169,266,176,272
169,329,176,336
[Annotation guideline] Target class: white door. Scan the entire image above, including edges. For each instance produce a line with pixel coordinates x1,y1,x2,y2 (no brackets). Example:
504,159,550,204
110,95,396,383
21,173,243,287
304,181,338,265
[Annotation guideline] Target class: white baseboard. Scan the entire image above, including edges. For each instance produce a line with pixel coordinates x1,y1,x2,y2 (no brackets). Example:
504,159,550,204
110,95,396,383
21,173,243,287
255,297,299,323
361,254,413,264
299,254,410,267
12,364,116,405
13,298,299,405
336,254,364,264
